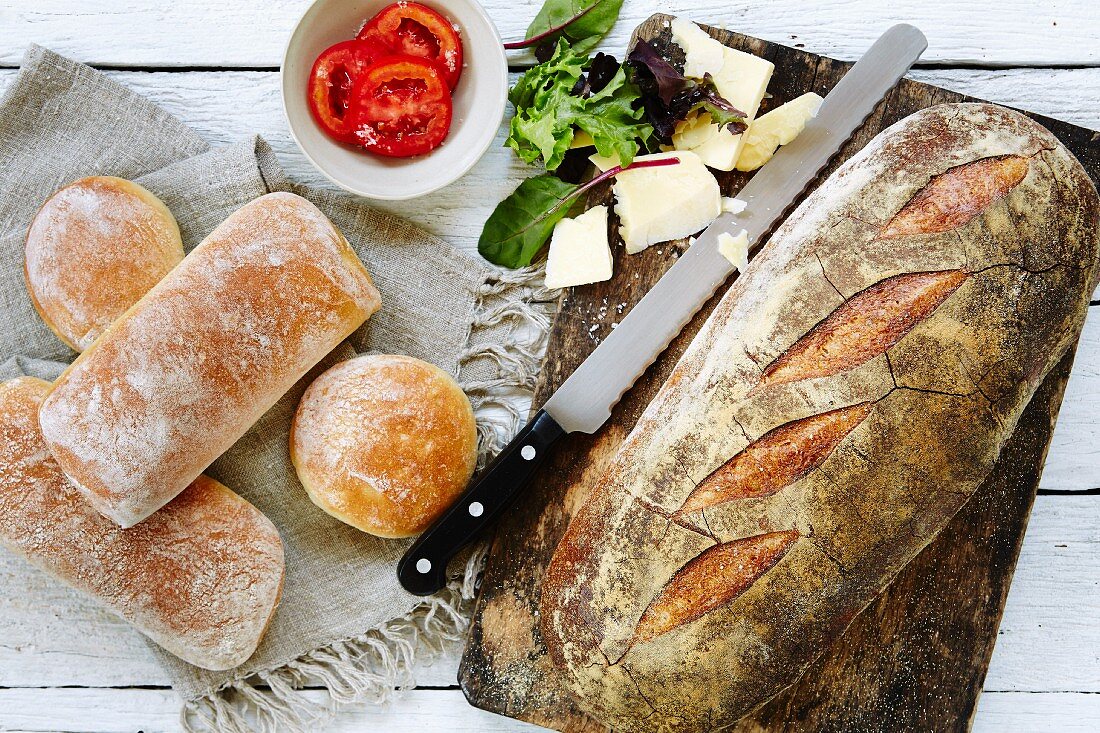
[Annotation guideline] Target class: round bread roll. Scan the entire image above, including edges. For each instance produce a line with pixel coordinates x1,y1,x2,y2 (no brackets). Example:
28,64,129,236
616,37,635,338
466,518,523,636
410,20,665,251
291,354,478,538
25,176,183,351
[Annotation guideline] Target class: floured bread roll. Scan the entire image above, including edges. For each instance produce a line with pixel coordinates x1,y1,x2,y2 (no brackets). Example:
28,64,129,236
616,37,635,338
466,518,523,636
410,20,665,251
0,376,284,671
290,354,477,538
39,192,382,527
25,176,183,351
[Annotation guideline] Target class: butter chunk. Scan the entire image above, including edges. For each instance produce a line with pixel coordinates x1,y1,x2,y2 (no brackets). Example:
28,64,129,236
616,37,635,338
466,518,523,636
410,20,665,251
736,92,824,172
544,206,613,290
717,229,750,273
692,128,742,171
613,151,722,254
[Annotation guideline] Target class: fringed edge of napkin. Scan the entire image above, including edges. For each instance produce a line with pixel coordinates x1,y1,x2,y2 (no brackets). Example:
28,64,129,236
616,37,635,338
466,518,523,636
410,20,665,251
461,266,556,463
181,550,484,733
181,264,556,733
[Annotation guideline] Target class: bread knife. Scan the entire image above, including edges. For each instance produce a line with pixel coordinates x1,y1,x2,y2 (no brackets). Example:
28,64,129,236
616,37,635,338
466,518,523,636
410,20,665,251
398,24,927,595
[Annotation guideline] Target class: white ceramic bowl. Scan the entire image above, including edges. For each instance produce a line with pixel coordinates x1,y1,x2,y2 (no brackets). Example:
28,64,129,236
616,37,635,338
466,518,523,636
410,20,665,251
282,0,508,200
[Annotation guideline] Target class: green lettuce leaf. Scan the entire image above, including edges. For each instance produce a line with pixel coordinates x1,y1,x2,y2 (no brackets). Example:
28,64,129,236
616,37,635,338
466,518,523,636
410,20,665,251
505,40,651,172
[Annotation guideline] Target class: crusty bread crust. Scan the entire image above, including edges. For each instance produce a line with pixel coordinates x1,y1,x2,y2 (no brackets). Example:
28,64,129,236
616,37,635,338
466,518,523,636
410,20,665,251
24,176,183,352
290,354,477,538
38,192,382,527
0,377,284,671
540,104,1100,732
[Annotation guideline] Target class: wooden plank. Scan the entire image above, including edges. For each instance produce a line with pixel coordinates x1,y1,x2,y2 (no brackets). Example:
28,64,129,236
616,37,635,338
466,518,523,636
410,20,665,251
973,692,1100,732
3,687,1100,733
1044,312,1100,491
1,0,1098,67
0,545,466,688
985,497,1100,692
459,16,1100,733
0,688,547,733
3,68,1100,259
674,0,1100,67
0,549,165,686
912,68,1100,130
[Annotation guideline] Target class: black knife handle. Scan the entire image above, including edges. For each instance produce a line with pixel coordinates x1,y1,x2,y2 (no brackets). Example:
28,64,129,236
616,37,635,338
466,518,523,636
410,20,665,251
397,409,565,596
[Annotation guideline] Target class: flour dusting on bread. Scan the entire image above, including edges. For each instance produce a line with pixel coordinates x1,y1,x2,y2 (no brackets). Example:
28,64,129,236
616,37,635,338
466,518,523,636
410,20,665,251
290,354,477,538
24,176,183,351
540,104,1100,732
38,193,382,527
0,377,284,670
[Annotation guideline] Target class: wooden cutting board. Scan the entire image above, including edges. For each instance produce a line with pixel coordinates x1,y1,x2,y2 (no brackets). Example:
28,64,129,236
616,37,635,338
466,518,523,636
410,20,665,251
459,15,1100,732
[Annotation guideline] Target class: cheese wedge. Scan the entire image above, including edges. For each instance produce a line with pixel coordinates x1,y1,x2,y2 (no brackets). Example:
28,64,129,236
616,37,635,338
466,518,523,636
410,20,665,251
711,46,775,119
668,19,775,171
717,229,750,273
693,47,774,170
722,197,747,214
571,129,596,149
735,92,824,171
671,112,720,151
613,151,721,254
544,206,613,290
691,129,740,170
671,17,725,79
589,152,618,172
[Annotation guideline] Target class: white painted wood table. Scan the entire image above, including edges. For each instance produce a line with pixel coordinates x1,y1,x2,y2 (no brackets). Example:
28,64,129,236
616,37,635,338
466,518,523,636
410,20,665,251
1,1,1099,731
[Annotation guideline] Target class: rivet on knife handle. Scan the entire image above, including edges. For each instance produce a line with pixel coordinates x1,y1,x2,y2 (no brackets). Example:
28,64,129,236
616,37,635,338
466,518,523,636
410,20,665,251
398,409,565,595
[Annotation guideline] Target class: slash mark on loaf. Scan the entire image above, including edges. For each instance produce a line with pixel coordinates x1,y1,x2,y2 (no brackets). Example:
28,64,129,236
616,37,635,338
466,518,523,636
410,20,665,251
758,270,969,389
630,530,799,647
678,402,875,515
880,155,1030,238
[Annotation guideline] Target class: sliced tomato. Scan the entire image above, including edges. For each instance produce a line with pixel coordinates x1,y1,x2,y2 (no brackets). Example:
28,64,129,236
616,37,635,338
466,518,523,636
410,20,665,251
307,38,393,143
358,3,463,88
348,55,453,157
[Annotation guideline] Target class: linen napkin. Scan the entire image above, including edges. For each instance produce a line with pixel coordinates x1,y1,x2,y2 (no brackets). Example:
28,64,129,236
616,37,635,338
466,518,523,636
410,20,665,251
0,45,552,731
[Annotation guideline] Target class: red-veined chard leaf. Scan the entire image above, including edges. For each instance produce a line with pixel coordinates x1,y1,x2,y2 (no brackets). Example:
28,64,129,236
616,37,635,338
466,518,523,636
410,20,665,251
478,157,681,268
505,0,625,55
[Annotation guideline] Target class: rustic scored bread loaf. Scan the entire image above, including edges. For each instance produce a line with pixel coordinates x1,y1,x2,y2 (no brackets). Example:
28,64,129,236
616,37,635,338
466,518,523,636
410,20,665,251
540,103,1100,731
39,192,382,527
290,354,478,538
0,377,284,671
24,176,184,351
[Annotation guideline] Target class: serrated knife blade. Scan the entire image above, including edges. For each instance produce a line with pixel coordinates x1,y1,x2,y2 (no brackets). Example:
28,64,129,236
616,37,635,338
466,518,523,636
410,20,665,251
399,24,927,595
